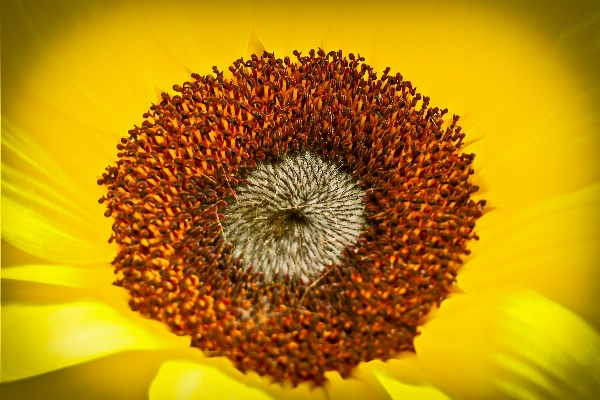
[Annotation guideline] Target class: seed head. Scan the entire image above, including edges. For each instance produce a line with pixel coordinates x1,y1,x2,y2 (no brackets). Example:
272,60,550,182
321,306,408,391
98,49,484,386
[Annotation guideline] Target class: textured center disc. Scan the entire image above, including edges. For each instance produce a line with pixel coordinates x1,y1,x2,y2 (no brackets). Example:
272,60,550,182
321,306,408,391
224,152,366,282
99,49,486,386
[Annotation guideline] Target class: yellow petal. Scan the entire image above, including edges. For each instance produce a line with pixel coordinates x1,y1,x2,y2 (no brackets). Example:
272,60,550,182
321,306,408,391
148,352,404,400
325,363,392,400
1,290,189,382
1,239,55,266
2,262,126,310
148,359,275,400
1,263,113,289
368,356,453,400
468,97,600,213
4,1,252,141
148,352,331,400
2,263,191,367
414,289,600,399
461,181,600,329
371,370,452,400
2,119,115,264
493,292,600,399
249,2,336,57
0,349,180,400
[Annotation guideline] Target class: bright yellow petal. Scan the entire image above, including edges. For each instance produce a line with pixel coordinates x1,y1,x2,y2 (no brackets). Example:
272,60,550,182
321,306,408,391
461,181,600,329
148,351,449,400
148,359,275,400
2,262,127,311
368,356,453,400
148,356,399,400
1,278,189,382
1,119,115,264
1,263,114,289
467,90,600,213
325,363,392,400
414,289,600,399
371,370,452,400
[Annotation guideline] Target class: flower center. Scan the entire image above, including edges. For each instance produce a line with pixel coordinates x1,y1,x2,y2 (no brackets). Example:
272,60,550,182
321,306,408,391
224,151,366,282
98,49,485,387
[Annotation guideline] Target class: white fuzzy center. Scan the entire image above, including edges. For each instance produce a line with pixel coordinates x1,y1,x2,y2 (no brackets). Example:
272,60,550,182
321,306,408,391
223,152,366,282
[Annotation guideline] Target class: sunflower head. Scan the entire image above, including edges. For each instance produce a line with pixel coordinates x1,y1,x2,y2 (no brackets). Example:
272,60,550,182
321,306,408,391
98,49,483,386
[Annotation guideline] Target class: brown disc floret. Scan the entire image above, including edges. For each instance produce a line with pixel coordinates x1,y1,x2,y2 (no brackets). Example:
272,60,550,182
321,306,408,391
98,49,484,386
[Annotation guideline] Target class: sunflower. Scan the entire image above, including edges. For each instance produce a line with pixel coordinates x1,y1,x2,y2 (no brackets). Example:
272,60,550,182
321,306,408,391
2,1,599,399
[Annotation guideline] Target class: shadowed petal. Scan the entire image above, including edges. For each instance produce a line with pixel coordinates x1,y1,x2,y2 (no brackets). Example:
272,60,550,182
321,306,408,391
0,349,186,400
461,182,600,329
414,289,600,399
1,294,189,382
